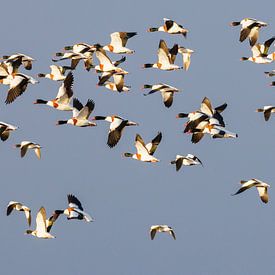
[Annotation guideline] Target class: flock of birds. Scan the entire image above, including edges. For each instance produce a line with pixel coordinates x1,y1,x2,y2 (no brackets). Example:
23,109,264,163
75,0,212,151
3,17,275,240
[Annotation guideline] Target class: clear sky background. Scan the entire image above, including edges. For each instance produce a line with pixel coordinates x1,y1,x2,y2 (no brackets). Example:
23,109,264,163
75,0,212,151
1,0,275,274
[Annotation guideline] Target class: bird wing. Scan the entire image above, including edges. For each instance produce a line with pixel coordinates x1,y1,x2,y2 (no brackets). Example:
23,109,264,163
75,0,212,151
257,187,268,203
164,19,174,31
72,98,83,117
6,76,29,104
73,209,94,222
110,32,123,48
145,132,162,155
0,130,10,141
56,71,74,100
107,119,128,148
21,143,31,158
98,72,113,86
46,210,62,232
50,65,63,76
113,74,124,92
95,48,113,66
77,99,95,119
135,134,149,155
23,207,31,226
34,148,41,159
150,228,157,240
6,202,19,216
36,207,47,233
161,91,173,108
67,194,84,210
263,37,275,55
158,40,171,64
181,52,191,70
232,180,257,195
251,45,262,57
200,97,213,116
170,229,176,240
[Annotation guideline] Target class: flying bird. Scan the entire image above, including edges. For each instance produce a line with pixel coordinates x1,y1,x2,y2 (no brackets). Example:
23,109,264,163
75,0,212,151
15,141,41,159
148,18,188,37
38,65,71,81
34,71,74,111
124,132,162,162
171,154,203,171
103,32,137,54
232,179,270,203
57,98,96,127
25,207,55,239
60,194,94,222
142,83,180,108
93,115,138,148
7,201,31,226
150,225,176,240
231,18,268,46
143,40,182,71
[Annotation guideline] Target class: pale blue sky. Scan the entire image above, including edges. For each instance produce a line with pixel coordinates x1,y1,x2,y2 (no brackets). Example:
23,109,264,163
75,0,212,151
1,0,275,274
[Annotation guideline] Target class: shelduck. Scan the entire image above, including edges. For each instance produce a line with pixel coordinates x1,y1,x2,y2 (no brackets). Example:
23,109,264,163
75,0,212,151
0,122,18,141
148,18,188,37
143,83,180,108
57,98,96,127
103,32,137,54
171,154,203,171
25,207,55,239
15,141,42,159
256,106,275,121
62,194,94,222
34,71,74,111
38,65,71,81
150,225,176,240
143,40,182,71
7,201,31,226
92,115,138,148
232,179,270,203
4,73,38,104
241,37,275,64
124,132,162,162
231,18,268,46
